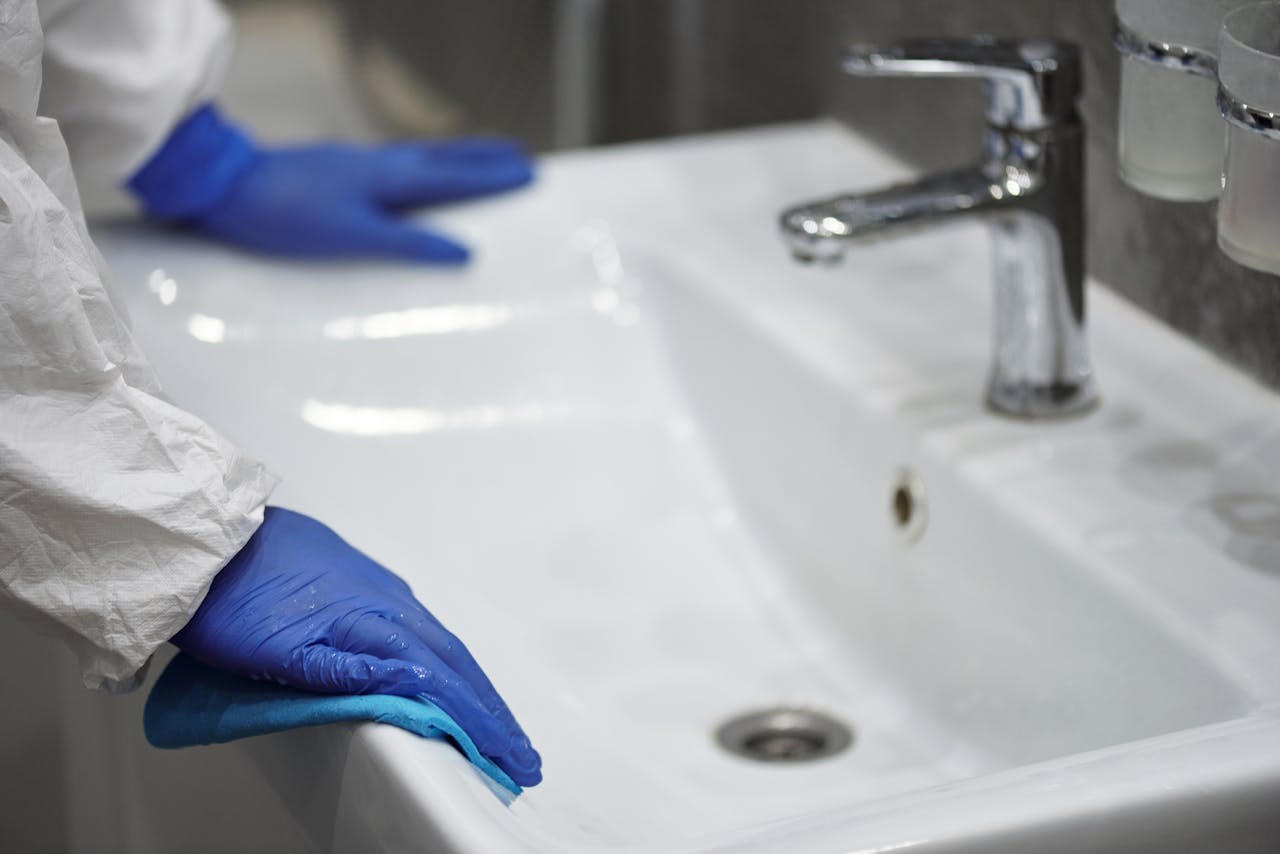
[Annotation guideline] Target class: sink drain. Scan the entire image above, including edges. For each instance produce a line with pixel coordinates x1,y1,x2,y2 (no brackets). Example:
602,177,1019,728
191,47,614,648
715,708,854,763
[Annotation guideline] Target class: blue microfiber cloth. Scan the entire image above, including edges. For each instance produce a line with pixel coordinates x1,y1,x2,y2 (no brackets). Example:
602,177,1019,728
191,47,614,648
144,653,520,795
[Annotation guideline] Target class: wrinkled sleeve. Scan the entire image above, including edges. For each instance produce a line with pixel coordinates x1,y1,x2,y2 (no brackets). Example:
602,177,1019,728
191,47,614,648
1,1,276,691
36,0,233,210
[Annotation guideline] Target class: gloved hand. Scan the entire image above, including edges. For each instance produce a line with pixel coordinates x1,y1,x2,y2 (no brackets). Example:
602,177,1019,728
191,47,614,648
127,105,533,264
173,506,541,786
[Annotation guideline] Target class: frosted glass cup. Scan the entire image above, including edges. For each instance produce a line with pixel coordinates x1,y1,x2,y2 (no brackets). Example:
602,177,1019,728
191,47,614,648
1217,3,1280,275
1115,0,1255,200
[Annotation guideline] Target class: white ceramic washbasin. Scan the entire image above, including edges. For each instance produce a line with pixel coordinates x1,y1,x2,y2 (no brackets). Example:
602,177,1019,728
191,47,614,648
97,122,1280,853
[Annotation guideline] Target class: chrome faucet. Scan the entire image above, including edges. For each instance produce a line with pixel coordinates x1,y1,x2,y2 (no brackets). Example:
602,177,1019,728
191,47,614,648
780,38,1098,419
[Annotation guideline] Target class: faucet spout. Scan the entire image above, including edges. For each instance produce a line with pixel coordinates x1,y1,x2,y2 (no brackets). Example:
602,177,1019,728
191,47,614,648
780,168,1005,263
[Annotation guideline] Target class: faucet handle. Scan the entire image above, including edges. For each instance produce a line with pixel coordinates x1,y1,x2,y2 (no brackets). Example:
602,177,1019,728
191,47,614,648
842,36,1080,131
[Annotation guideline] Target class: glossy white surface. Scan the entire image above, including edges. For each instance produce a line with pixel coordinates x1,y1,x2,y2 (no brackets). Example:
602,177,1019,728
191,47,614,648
99,122,1280,853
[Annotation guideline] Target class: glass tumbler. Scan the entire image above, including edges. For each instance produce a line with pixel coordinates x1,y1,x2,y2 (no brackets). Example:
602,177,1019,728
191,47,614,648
1115,0,1255,200
1217,2,1280,275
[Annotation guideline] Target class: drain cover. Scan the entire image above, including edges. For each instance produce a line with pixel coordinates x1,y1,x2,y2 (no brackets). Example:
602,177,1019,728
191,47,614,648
715,708,853,763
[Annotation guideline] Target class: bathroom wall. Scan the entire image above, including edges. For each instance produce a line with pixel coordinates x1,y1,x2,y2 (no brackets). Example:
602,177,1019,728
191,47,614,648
678,0,1280,393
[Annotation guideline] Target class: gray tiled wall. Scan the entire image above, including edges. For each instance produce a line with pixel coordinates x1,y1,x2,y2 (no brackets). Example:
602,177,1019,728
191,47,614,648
686,0,1280,391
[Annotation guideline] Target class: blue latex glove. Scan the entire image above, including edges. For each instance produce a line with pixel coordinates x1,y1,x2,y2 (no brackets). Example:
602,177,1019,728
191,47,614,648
127,105,533,263
173,507,541,787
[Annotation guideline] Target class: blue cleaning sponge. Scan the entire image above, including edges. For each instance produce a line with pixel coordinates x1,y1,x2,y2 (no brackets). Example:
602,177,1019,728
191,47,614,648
144,653,520,795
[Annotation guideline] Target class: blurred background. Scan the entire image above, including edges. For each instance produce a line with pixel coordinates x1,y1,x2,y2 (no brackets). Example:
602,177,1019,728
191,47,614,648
2,2,1277,852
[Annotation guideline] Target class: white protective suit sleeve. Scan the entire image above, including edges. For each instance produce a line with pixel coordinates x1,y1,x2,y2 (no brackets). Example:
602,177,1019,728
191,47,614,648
37,0,234,208
0,0,277,691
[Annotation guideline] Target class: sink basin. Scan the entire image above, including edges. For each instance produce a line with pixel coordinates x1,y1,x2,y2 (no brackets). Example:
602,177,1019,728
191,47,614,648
97,121,1280,853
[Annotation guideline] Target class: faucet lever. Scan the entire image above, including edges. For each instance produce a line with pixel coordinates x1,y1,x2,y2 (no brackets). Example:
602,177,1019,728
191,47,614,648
842,37,1080,131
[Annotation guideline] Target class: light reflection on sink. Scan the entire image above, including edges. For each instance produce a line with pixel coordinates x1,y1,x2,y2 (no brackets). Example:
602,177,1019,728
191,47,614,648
97,121,1280,853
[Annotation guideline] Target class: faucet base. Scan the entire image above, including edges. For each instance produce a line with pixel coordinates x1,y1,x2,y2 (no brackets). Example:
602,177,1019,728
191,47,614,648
986,376,1100,420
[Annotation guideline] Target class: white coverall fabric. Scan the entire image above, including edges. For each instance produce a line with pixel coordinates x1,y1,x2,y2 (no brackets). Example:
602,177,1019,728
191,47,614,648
0,0,277,691
37,0,235,209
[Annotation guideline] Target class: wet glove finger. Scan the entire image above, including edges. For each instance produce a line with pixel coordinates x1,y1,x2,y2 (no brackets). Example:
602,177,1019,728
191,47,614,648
294,642,518,762
386,604,539,772
334,609,516,726
391,603,524,725
330,614,529,765
340,611,541,782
